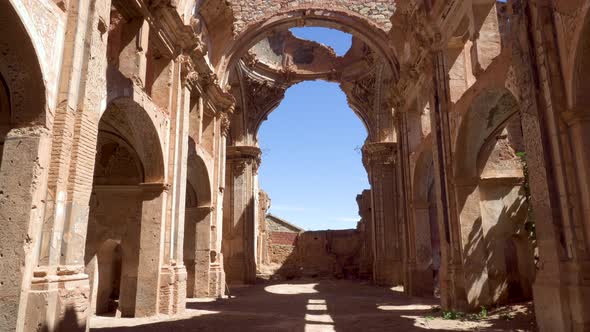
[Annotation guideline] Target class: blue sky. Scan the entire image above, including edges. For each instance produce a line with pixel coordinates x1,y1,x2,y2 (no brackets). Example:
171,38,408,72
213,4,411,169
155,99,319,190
257,26,367,231
291,27,352,56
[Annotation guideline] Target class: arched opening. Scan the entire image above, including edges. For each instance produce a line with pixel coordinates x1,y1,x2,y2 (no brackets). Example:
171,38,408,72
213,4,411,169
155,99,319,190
95,240,123,315
259,81,368,230
184,139,215,298
454,89,535,308
220,7,399,286
214,8,399,87
85,98,165,318
251,80,369,279
0,2,48,331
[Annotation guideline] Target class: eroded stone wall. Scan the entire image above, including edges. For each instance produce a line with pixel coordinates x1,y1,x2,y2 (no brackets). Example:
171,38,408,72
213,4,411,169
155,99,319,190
266,229,363,280
230,0,396,34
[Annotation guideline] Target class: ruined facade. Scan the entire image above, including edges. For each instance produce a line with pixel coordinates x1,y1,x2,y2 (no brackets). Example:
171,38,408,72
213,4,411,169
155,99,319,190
1,0,590,331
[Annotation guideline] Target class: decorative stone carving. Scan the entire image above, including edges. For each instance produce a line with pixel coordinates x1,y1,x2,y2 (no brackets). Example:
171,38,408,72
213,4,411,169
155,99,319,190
219,112,231,137
362,142,397,169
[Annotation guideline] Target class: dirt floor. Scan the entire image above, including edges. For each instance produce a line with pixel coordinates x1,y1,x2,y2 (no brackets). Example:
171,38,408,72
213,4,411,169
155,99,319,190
90,279,536,332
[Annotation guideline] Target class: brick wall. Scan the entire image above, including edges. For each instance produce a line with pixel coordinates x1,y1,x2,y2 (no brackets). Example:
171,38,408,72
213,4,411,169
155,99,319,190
270,231,298,246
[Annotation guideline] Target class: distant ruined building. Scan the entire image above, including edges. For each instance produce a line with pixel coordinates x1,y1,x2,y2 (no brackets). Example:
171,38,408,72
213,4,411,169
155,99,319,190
1,0,590,331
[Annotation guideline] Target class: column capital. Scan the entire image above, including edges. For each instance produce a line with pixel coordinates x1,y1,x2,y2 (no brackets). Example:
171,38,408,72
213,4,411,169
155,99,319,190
362,142,397,168
227,146,262,176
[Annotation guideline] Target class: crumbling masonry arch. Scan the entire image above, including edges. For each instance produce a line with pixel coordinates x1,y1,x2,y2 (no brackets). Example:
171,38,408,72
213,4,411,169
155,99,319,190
216,8,400,88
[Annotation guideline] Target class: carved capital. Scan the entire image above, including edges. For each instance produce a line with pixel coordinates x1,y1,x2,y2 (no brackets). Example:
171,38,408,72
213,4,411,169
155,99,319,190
227,146,262,176
362,142,397,169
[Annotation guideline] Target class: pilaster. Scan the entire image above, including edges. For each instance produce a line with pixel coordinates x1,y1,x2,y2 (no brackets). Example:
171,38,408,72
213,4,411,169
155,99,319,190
363,142,403,286
223,146,261,285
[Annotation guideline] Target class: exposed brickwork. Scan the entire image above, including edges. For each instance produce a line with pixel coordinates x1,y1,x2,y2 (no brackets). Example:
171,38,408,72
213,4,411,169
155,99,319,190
230,0,396,34
270,231,298,246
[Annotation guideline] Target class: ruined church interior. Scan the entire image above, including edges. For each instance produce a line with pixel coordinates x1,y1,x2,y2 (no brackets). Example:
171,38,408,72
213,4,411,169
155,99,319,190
1,0,590,331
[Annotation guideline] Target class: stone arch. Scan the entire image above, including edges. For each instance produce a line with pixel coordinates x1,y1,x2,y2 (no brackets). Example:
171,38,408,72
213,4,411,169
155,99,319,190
453,88,534,307
216,8,399,87
0,3,50,331
99,97,166,183
187,149,213,208
246,81,373,143
454,88,519,181
0,1,47,126
184,141,214,297
85,97,167,318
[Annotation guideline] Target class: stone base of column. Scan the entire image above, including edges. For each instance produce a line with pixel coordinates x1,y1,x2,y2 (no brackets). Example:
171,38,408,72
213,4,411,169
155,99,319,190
159,264,187,315
194,250,211,297
442,262,468,311
208,263,226,298
374,259,404,287
404,263,434,297
24,268,90,331
158,266,174,315
173,265,187,315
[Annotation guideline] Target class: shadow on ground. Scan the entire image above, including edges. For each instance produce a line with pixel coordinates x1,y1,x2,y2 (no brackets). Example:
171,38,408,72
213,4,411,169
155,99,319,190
90,279,535,332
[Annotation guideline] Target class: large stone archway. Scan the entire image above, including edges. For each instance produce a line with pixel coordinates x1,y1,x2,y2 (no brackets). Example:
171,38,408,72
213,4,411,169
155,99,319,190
452,89,533,308
213,7,399,86
85,97,167,319
211,3,402,286
0,2,50,331
184,148,221,298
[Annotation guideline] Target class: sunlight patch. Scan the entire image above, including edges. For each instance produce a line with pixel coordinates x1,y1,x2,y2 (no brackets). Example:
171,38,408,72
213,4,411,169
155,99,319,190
390,285,404,293
264,283,319,294
377,304,432,311
305,313,334,323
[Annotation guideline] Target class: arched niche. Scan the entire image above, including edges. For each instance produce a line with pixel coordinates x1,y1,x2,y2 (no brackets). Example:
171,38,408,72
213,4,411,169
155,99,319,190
85,99,166,318
454,89,519,183
411,145,440,296
99,98,166,183
184,143,215,298
0,3,48,331
0,1,46,127
453,89,534,307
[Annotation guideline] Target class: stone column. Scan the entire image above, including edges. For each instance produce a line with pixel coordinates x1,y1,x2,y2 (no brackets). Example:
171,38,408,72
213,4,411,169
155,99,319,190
397,112,434,297
357,190,373,279
223,146,261,285
159,68,192,316
0,127,52,332
17,1,111,330
363,142,403,286
209,113,229,297
134,183,167,318
430,50,468,310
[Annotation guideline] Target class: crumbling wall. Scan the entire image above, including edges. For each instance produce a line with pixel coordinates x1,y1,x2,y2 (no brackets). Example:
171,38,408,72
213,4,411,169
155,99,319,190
230,0,396,34
269,229,363,280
